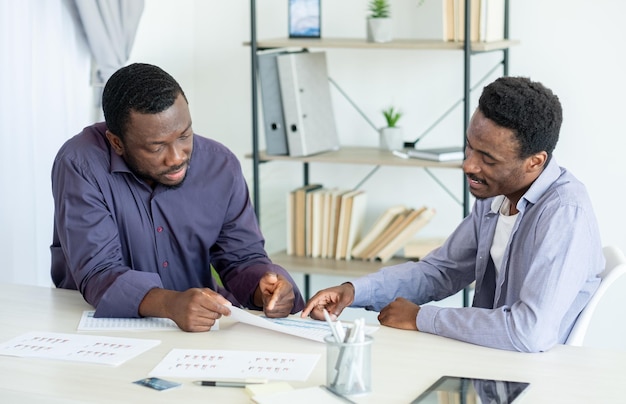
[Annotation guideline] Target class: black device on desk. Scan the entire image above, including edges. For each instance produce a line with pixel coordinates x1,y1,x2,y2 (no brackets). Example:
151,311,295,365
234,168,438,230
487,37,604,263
411,375,530,403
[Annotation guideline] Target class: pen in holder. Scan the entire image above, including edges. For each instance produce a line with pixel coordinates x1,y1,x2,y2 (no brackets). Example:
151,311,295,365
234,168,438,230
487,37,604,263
324,332,373,396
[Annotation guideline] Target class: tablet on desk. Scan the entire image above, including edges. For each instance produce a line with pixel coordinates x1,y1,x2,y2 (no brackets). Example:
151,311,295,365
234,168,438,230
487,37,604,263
411,375,530,403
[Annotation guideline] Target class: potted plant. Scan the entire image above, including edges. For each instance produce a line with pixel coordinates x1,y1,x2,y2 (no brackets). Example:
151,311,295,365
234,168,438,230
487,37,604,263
379,106,404,150
367,0,393,43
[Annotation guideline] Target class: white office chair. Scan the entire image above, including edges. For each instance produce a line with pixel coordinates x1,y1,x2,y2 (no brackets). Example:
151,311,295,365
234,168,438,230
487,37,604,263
566,245,626,348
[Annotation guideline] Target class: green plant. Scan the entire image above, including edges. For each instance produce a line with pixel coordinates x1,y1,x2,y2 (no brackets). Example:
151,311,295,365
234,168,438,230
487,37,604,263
368,0,390,19
382,106,402,127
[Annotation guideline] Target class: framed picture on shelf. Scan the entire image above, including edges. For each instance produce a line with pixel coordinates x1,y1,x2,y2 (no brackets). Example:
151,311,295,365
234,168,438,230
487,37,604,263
289,0,321,38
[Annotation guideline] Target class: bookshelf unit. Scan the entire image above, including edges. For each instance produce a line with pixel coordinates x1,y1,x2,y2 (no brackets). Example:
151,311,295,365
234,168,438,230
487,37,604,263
247,1,516,303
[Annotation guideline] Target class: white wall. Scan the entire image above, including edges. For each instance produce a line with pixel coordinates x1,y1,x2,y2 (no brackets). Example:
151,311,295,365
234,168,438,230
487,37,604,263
2,0,624,340
124,0,626,332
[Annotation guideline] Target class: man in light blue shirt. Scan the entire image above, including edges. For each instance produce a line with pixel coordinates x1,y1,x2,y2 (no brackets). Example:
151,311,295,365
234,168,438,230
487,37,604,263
302,77,604,352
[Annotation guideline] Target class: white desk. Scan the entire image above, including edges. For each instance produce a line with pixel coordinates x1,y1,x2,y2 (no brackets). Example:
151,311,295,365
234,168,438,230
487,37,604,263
1,283,625,403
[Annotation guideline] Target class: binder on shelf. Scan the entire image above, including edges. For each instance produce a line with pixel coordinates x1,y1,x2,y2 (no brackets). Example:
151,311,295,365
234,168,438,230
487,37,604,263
277,51,340,157
257,50,295,155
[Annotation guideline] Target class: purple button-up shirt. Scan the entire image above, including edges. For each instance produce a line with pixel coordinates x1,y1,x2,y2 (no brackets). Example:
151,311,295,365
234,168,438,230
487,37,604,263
51,122,304,317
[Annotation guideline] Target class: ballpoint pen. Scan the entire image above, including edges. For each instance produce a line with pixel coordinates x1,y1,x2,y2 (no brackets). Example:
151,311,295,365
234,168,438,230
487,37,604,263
193,378,267,387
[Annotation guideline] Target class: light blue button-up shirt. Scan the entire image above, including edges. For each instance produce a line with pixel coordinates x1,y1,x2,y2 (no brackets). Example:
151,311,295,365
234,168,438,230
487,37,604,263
351,158,604,352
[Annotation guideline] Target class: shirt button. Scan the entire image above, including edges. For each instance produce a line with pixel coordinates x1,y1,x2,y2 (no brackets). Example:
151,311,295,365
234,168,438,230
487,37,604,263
162,261,168,268
156,226,163,233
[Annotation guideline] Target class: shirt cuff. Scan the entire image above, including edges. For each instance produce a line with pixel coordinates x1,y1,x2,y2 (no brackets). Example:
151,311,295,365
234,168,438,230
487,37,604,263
349,278,370,307
416,304,442,334
94,271,163,318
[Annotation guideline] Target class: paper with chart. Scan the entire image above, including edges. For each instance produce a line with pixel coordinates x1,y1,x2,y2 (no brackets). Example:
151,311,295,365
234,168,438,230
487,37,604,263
227,306,377,343
149,348,319,381
0,331,160,366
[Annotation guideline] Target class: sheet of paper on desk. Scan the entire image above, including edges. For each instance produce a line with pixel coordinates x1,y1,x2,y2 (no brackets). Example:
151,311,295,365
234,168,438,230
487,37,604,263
77,310,216,331
0,331,160,366
149,348,319,381
228,306,377,343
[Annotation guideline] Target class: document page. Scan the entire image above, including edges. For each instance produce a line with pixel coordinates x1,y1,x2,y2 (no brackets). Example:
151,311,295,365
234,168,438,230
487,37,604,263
77,310,187,331
228,306,377,343
0,331,160,366
149,348,319,381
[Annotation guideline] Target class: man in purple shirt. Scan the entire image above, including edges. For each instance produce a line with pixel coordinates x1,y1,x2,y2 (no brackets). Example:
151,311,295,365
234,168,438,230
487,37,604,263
51,63,304,331
302,77,604,352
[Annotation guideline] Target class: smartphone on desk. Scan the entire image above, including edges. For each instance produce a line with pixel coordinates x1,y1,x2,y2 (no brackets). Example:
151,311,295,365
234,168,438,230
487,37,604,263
411,375,530,403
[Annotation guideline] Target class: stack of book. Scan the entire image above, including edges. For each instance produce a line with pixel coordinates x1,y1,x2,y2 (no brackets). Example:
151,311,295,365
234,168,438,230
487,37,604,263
351,205,436,263
286,185,367,261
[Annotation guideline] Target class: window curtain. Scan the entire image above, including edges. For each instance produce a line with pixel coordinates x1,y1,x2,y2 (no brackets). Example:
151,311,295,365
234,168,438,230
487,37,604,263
73,0,145,121
0,0,144,287
0,0,92,286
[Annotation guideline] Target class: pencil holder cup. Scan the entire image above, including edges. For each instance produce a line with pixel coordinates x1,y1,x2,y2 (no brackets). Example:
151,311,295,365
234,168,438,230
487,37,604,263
324,334,373,396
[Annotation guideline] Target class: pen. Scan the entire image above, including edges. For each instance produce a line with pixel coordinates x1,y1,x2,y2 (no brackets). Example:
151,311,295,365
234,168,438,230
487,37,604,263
193,378,268,387
323,308,342,343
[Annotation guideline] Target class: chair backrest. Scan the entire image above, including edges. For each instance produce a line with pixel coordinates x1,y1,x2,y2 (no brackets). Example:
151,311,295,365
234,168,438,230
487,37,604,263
565,245,626,347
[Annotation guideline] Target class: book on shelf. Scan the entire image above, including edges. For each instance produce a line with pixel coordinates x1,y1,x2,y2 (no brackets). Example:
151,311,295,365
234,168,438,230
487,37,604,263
286,191,296,255
343,190,368,262
291,183,323,257
358,209,413,261
480,0,505,42
447,0,505,43
307,188,326,258
319,189,333,259
325,189,349,259
406,146,464,162
334,190,365,260
351,205,408,260
373,207,436,263
402,237,447,260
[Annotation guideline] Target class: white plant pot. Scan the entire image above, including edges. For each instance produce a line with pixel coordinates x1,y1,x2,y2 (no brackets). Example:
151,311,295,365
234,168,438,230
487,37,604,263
379,127,404,151
367,18,393,43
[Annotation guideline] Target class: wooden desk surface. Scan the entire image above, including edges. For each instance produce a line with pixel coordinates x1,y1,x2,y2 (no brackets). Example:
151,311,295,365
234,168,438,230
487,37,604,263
1,283,625,403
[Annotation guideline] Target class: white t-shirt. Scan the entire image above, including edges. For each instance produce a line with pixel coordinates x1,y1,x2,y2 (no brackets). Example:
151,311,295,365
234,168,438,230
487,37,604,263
491,196,518,276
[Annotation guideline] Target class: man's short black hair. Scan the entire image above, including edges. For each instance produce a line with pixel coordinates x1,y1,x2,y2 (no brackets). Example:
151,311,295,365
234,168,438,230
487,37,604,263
478,76,562,159
102,63,187,139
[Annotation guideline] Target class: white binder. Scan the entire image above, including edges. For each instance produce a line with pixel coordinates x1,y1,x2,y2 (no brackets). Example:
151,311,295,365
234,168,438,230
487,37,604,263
276,51,340,157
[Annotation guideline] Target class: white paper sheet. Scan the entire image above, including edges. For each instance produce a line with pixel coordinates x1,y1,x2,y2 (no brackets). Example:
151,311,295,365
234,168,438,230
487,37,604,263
228,306,377,343
149,348,319,381
77,310,182,331
0,331,160,366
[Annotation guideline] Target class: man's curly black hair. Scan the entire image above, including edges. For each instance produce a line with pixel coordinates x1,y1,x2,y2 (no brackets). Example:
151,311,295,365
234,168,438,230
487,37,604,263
478,76,562,159
102,63,188,139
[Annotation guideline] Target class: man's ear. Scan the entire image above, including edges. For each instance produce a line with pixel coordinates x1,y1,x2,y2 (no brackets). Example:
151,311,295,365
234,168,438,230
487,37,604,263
527,151,548,173
105,130,124,156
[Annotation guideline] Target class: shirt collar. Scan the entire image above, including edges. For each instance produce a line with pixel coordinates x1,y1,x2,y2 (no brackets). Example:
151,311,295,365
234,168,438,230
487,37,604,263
109,147,132,174
489,157,561,214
